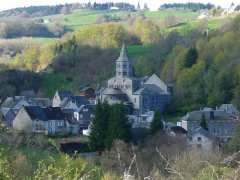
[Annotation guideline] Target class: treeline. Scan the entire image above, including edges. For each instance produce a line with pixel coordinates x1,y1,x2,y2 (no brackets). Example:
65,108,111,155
0,2,136,18
0,66,40,100
0,3,83,18
0,20,67,38
160,3,215,11
89,2,135,11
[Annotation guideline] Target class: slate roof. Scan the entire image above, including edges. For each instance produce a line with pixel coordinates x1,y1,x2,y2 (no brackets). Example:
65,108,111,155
25,106,47,121
70,96,89,106
117,44,129,62
190,127,212,138
57,91,73,100
134,84,166,95
186,110,237,122
24,106,65,121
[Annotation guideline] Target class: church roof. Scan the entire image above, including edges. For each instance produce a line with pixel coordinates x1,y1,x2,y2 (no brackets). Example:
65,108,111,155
116,44,129,62
144,74,169,93
134,84,168,95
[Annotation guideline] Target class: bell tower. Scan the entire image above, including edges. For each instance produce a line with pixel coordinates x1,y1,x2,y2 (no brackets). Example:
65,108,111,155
116,44,133,78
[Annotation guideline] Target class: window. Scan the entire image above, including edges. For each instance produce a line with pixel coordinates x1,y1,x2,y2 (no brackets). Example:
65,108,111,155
197,144,202,149
197,137,202,142
189,137,192,141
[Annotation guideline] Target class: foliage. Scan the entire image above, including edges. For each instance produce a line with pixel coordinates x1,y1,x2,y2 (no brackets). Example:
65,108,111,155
89,103,110,152
74,23,138,48
183,47,198,68
226,124,240,153
0,20,67,39
150,110,163,134
90,103,131,151
33,154,103,180
160,3,215,11
105,104,131,149
132,18,161,44
0,69,40,99
200,113,208,131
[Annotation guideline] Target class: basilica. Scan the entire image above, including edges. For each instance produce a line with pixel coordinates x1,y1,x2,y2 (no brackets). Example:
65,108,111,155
99,44,171,116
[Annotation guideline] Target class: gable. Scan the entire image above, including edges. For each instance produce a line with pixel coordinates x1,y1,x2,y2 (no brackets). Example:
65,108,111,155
13,108,33,132
144,74,168,93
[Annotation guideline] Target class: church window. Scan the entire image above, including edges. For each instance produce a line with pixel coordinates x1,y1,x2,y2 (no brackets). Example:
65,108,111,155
123,72,127,76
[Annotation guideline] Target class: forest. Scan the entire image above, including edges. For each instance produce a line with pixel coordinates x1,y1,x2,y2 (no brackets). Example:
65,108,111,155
160,3,215,11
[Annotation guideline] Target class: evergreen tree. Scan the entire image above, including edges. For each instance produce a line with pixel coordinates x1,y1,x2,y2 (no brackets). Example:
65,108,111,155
89,102,109,152
200,113,208,131
183,47,198,68
150,110,164,134
105,104,131,149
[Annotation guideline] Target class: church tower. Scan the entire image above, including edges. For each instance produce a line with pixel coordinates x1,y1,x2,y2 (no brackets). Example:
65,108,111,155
116,44,133,78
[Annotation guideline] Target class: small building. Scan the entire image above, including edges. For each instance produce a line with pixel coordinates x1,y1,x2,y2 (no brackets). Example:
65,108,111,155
13,106,65,135
178,104,240,143
187,127,214,152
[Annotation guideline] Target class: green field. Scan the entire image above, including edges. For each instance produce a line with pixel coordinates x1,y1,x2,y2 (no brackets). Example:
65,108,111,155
144,9,199,20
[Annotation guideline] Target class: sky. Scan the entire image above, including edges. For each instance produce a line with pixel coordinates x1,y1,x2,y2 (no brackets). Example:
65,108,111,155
0,0,239,11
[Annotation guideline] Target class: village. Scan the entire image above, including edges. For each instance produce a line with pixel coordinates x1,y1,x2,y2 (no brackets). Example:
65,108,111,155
0,44,239,153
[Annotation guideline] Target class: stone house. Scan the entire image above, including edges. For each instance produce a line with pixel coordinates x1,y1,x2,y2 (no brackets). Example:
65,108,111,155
187,127,215,152
1,96,51,126
178,104,240,143
13,106,65,135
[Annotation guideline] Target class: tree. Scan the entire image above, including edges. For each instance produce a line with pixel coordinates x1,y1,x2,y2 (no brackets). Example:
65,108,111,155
226,124,240,153
89,102,110,152
200,113,208,131
105,104,131,149
183,47,198,68
150,110,164,134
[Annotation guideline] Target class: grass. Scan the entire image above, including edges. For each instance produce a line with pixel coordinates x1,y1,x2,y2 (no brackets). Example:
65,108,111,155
29,37,58,44
144,9,199,20
127,44,153,58
40,73,74,97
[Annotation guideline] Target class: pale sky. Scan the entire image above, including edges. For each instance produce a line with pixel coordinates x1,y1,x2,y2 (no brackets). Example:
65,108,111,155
0,0,239,11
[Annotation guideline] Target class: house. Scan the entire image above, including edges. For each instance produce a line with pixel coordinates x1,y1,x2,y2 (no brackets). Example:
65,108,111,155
178,104,240,143
0,96,51,127
187,127,215,152
13,106,65,135
98,44,171,115
63,104,94,134
61,96,90,110
52,90,73,107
